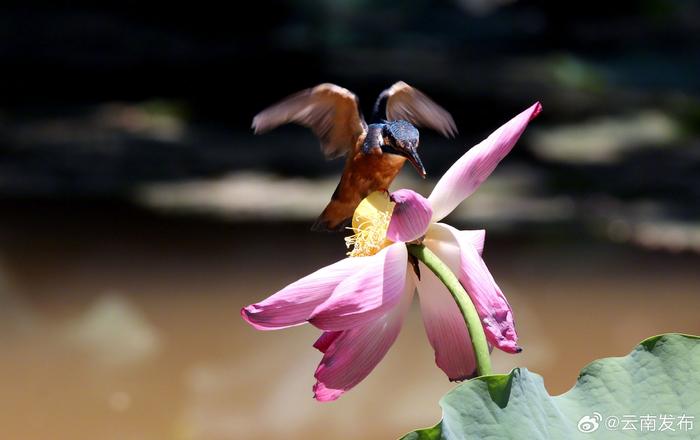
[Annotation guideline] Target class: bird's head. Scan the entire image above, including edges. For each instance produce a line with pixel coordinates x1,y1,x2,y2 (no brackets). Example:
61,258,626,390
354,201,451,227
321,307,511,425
382,120,426,178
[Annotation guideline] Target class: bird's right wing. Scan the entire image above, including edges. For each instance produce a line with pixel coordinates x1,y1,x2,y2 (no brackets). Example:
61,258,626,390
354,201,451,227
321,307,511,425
252,84,367,159
373,81,457,138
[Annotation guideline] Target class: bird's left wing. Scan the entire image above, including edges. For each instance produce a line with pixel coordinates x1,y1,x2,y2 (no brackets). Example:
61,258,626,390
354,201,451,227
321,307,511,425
252,84,367,159
373,81,457,138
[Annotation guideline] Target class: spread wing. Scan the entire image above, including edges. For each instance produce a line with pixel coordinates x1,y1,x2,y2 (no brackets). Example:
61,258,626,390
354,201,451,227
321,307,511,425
252,83,367,159
372,81,457,138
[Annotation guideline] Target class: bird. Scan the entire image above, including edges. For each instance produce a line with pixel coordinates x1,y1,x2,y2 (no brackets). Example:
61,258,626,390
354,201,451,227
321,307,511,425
252,81,457,231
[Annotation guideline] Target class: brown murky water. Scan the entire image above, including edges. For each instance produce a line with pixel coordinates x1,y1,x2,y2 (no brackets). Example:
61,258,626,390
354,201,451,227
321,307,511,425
0,200,698,440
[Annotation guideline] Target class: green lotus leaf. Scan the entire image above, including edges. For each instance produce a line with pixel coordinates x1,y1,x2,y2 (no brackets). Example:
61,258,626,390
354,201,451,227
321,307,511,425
403,333,700,439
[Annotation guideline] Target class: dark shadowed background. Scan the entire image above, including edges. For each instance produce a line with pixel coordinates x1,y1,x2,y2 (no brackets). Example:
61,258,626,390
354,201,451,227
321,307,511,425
1,1,699,439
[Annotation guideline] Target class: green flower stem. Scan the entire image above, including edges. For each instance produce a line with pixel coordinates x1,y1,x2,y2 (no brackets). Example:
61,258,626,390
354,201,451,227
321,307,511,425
407,243,493,377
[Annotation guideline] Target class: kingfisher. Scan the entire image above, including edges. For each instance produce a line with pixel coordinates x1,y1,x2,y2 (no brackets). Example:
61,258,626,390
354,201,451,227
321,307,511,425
252,81,457,231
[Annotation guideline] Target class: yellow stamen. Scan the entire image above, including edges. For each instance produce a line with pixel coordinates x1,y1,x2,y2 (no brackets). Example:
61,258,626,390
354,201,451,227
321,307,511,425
345,191,395,257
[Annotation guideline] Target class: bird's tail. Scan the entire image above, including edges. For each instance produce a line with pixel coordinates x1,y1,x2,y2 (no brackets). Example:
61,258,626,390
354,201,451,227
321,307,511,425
311,199,353,232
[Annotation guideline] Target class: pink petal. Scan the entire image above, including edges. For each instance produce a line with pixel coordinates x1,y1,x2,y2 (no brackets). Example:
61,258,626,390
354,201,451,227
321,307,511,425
241,256,370,330
313,278,415,401
428,224,485,257
310,243,408,331
386,189,433,243
313,331,342,353
428,102,542,222
414,266,477,381
426,223,520,353
458,229,485,256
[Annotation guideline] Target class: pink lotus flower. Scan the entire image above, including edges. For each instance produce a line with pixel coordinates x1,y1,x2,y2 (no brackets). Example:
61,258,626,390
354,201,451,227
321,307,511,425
241,102,542,401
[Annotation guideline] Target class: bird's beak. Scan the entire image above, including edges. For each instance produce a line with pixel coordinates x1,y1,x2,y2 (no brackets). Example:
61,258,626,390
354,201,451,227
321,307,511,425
405,149,427,178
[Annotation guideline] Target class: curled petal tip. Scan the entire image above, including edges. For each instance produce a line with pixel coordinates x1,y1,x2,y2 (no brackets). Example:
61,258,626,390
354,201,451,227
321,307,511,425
496,339,522,354
312,382,343,402
530,102,543,120
485,322,520,354
240,305,253,323
240,305,274,331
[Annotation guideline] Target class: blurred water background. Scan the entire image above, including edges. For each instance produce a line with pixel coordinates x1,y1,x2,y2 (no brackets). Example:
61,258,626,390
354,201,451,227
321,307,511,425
1,1,699,439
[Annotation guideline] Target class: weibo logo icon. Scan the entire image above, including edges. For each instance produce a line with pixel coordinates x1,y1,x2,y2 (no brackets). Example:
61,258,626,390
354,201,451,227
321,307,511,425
577,412,602,433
